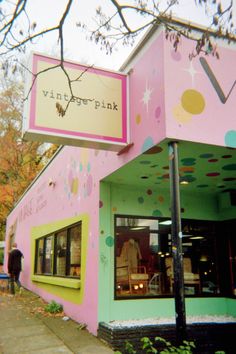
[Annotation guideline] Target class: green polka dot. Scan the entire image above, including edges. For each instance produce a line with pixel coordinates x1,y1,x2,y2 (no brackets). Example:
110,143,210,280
152,209,162,217
105,236,114,247
222,164,236,171
138,197,144,204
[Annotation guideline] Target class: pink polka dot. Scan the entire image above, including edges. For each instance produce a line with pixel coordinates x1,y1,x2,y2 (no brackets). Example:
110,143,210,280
155,106,161,119
171,50,181,61
206,172,220,177
86,175,93,196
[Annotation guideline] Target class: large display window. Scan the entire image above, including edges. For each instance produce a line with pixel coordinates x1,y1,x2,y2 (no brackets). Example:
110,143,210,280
115,215,234,299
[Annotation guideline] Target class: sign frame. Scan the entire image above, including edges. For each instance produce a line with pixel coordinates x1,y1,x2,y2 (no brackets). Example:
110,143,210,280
23,53,129,151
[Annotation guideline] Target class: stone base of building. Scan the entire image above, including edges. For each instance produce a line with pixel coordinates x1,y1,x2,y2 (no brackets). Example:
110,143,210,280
98,321,236,353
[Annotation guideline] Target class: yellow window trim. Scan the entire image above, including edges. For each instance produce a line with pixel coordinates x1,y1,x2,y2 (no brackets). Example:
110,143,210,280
31,274,81,289
30,214,89,304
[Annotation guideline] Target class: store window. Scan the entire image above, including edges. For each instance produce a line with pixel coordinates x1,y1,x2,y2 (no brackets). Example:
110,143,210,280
35,222,81,278
115,215,224,299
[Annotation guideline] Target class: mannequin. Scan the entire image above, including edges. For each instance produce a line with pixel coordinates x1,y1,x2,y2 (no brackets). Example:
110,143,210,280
120,238,142,271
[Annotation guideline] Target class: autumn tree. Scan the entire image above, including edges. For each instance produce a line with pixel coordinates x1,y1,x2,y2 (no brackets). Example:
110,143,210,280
0,78,58,240
0,1,234,92
0,1,234,233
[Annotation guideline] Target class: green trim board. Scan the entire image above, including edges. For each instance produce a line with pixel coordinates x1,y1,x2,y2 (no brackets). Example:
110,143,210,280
30,214,89,304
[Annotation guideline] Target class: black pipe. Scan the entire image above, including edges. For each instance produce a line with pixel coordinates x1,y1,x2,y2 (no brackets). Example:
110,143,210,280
168,141,186,343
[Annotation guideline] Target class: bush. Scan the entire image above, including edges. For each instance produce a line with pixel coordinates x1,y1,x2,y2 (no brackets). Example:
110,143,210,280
0,249,4,265
115,337,195,354
44,300,63,314
115,336,225,354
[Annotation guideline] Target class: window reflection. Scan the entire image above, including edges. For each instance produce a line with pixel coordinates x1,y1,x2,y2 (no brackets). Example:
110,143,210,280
55,231,67,276
44,236,53,274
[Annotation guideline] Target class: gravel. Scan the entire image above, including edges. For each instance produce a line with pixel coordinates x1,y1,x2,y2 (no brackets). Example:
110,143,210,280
108,315,236,328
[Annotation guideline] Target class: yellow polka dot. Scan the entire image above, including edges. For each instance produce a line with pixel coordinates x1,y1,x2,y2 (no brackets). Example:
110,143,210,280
173,104,192,123
81,149,89,166
112,207,117,212
180,166,194,173
136,114,141,124
71,178,79,194
181,89,205,115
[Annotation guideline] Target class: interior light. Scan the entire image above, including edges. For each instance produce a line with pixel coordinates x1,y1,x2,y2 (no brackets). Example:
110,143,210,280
180,180,189,185
130,227,146,231
134,285,139,290
190,236,204,240
159,220,172,225
139,283,144,289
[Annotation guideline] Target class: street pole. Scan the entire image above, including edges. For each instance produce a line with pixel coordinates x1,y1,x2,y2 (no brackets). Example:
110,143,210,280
168,141,186,343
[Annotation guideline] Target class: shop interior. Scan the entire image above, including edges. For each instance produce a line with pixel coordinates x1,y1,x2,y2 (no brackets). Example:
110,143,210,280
115,216,235,298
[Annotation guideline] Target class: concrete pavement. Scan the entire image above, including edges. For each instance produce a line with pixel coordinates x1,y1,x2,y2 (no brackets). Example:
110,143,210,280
0,288,114,354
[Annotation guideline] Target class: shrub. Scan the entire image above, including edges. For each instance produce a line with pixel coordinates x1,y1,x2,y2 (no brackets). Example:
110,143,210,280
0,249,4,265
115,336,225,354
44,300,63,314
115,337,195,354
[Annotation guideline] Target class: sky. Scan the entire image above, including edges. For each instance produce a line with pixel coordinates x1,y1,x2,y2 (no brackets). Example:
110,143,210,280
1,0,235,71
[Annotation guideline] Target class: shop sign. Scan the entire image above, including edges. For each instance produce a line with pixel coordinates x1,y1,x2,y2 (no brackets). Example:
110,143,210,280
23,53,128,151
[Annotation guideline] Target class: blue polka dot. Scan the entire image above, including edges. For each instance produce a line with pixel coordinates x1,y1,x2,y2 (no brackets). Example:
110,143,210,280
225,130,236,148
141,137,154,153
199,153,214,158
138,197,144,204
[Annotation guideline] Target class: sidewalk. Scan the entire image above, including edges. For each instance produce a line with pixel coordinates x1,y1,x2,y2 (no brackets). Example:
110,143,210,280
0,288,114,354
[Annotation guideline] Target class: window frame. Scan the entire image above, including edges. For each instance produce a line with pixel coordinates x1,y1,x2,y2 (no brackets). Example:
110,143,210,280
34,221,82,279
114,214,230,300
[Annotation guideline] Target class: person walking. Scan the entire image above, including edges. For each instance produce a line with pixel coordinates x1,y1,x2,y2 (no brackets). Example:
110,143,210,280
8,242,24,295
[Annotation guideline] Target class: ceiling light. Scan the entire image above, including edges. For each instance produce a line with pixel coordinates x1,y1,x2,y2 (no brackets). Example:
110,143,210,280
180,180,189,185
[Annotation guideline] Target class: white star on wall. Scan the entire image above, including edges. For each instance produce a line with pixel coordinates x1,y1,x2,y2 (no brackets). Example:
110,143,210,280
183,61,202,86
142,80,153,113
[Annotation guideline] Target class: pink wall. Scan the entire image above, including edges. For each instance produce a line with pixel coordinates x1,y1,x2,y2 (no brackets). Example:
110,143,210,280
5,26,236,334
164,37,236,147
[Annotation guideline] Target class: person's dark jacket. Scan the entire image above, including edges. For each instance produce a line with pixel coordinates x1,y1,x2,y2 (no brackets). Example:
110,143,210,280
8,249,23,273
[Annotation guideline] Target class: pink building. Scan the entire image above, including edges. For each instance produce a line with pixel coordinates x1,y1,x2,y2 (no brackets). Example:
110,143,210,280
5,19,236,351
